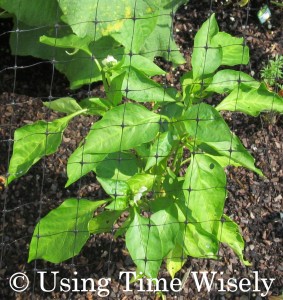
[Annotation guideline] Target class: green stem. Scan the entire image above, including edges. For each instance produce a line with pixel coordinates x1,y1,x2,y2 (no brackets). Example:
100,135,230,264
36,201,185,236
180,157,191,166
172,140,184,173
271,1,283,7
94,58,102,72
70,108,88,118
160,115,171,123
102,71,110,93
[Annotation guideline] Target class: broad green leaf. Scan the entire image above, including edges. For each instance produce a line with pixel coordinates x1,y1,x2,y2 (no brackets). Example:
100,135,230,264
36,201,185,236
40,34,93,56
58,0,186,63
22,28,125,89
134,143,151,159
182,223,219,259
8,111,81,184
140,1,187,65
177,103,263,175
183,155,226,234
124,55,165,76
96,152,139,181
206,70,259,94
160,102,184,119
129,15,158,53
126,204,179,278
127,173,156,194
162,175,185,201
58,0,158,52
191,14,222,79
79,98,110,116
126,210,162,278
88,210,122,234
204,153,241,168
166,243,186,278
150,205,179,257
122,67,176,103
145,131,174,171
9,22,103,89
105,197,129,211
0,0,59,26
54,49,101,89
199,140,262,176
28,198,106,263
149,198,180,257
181,71,213,105
216,83,283,116
97,177,130,199
217,215,251,266
175,200,219,259
9,20,69,59
66,146,106,187
107,71,126,106
43,97,82,114
83,103,160,154
40,35,125,89
211,32,249,66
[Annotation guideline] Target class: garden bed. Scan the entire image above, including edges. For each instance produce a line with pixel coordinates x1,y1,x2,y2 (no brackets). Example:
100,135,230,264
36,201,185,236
0,1,282,299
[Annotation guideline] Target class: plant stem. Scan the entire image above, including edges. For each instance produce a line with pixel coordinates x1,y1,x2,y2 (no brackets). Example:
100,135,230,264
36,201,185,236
181,157,191,166
271,1,283,7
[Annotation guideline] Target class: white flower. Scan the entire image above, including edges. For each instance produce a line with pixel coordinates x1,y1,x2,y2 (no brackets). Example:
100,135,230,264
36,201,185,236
102,55,118,67
133,186,148,204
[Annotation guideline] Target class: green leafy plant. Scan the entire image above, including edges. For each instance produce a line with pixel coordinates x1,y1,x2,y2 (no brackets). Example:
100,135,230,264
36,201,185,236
260,54,283,123
0,0,186,89
5,10,283,280
260,54,283,91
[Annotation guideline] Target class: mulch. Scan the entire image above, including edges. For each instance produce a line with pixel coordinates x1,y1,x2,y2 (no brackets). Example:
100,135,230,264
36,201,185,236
0,1,282,299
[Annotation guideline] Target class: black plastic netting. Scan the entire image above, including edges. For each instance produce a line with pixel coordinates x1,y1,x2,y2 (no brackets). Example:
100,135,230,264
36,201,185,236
0,0,282,299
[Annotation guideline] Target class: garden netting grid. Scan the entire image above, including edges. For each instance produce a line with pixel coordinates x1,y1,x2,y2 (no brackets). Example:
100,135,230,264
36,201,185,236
0,0,282,299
